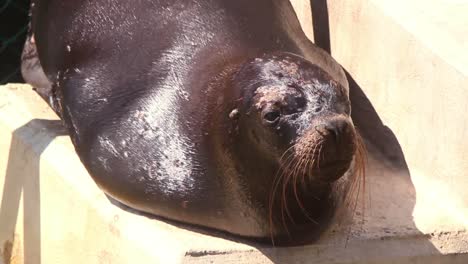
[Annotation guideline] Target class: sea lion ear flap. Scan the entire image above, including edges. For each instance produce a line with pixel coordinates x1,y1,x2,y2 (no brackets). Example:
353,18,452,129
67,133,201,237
228,108,240,120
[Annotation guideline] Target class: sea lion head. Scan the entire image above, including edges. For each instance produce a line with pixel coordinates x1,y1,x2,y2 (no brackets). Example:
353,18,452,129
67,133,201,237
227,52,366,241
233,52,358,184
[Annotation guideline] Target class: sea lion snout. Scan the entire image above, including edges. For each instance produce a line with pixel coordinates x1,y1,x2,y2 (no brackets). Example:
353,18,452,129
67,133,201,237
314,116,352,143
291,114,356,183
310,116,356,182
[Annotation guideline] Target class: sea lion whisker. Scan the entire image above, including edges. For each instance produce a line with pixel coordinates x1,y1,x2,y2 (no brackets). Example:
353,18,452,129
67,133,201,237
342,131,368,228
297,150,311,190
297,138,322,188
355,132,368,223
317,143,324,169
269,147,299,239
291,155,307,208
293,155,319,224
282,157,300,226
344,140,367,245
274,142,312,229
290,138,325,223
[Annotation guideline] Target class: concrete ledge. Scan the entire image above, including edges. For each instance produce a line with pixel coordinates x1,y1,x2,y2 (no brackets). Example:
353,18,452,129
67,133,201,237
1,85,467,264
2,0,468,263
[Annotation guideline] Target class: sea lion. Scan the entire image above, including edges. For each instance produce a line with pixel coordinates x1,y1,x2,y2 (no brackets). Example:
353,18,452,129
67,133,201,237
22,0,365,244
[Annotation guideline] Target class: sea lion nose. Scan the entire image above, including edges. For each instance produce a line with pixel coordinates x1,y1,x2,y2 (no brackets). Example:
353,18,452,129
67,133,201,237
325,119,349,143
314,118,353,155
315,119,349,141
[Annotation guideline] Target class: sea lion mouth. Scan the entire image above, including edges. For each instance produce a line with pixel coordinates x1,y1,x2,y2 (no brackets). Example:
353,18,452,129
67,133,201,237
284,116,357,183
309,159,353,183
268,126,367,240
267,122,357,209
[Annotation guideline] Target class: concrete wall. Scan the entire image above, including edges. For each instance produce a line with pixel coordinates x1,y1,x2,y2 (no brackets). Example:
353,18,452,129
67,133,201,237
1,0,468,263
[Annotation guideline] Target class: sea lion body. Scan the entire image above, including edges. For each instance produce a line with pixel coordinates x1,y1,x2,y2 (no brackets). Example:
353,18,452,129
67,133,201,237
22,0,361,243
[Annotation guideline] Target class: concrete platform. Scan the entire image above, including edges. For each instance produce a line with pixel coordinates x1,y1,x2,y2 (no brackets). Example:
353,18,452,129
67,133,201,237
1,0,468,263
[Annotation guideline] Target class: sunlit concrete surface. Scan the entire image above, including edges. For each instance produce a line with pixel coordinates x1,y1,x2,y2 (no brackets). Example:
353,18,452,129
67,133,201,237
1,0,468,263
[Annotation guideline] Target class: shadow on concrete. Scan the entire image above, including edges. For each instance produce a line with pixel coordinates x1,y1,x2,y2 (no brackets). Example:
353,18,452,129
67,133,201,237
0,119,66,264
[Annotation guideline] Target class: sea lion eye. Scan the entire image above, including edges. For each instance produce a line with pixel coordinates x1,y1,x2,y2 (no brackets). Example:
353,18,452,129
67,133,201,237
263,110,281,124
295,96,307,109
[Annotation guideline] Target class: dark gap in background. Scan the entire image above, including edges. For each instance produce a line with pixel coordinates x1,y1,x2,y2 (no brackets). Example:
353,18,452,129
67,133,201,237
0,0,31,84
